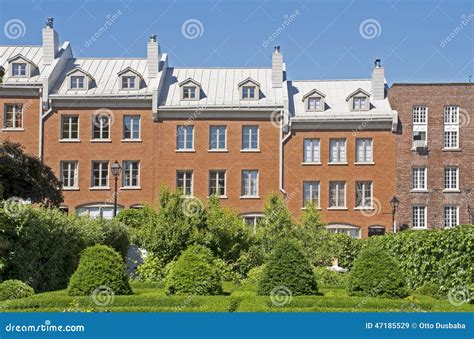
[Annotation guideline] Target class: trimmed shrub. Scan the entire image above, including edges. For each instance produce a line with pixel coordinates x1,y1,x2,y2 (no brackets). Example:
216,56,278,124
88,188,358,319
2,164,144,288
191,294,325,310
136,254,167,283
68,245,132,296
313,267,348,286
243,265,266,285
165,245,222,295
331,233,362,270
348,246,408,298
257,240,317,295
0,279,34,301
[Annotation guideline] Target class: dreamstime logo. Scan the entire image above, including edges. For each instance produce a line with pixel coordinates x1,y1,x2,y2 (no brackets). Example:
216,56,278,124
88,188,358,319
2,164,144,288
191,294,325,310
3,19,26,39
92,108,114,129
447,286,470,306
359,197,382,218
270,285,292,307
269,110,281,129
459,108,470,128
91,285,115,306
262,10,300,48
3,197,29,218
181,19,204,39
85,10,123,48
359,19,382,40
181,196,204,217
440,14,474,48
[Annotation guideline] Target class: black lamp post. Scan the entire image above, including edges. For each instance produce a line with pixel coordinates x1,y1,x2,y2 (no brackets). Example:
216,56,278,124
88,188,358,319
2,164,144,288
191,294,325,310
111,160,122,217
390,196,400,233
468,204,473,224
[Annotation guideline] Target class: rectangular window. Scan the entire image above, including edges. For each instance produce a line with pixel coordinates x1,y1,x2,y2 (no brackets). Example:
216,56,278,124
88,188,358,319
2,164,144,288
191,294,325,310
413,106,428,147
412,205,427,229
444,106,459,149
3,104,23,129
356,138,373,163
123,115,141,140
353,97,367,110
444,167,459,190
355,181,372,207
242,86,255,99
209,170,226,197
12,63,26,77
61,161,78,188
70,76,85,89
303,181,319,207
122,76,136,89
303,139,320,163
444,206,458,228
91,161,109,187
241,170,258,197
92,115,110,140
329,139,346,163
242,126,259,150
183,86,196,99
122,161,140,187
307,97,322,111
176,171,193,195
177,125,194,150
329,181,346,208
61,115,79,140
412,167,427,190
209,126,226,150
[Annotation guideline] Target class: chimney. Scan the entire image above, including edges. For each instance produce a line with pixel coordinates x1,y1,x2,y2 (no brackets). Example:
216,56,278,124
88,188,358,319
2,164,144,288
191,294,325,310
272,46,283,88
147,35,160,78
42,17,59,66
371,58,385,100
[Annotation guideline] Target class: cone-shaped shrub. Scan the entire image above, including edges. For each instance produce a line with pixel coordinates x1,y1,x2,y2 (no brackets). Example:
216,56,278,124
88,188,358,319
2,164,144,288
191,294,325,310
67,245,132,296
257,240,318,295
165,245,222,295
348,246,408,298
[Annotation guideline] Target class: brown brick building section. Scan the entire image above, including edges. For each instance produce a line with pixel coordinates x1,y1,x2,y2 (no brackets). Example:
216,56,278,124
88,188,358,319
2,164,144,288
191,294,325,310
389,83,474,228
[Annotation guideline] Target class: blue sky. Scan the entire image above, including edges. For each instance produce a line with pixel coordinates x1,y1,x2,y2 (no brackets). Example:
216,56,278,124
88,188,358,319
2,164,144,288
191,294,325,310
0,0,472,84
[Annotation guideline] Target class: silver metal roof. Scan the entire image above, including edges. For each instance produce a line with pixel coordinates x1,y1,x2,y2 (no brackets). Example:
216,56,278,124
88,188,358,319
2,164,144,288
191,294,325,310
0,45,44,86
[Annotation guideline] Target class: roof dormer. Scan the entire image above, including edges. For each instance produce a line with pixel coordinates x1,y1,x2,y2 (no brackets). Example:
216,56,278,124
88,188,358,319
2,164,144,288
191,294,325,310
66,68,95,90
238,77,260,100
7,54,38,78
346,88,371,111
179,78,201,100
302,89,326,112
117,67,144,90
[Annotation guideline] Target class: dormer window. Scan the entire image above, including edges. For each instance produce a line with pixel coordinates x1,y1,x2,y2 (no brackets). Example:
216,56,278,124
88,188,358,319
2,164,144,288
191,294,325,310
7,54,38,78
238,77,260,101
242,86,256,99
71,76,85,89
117,67,144,91
179,78,201,101
346,88,371,112
12,63,27,77
183,86,196,99
122,76,136,89
302,89,326,112
66,68,94,91
353,97,367,110
308,97,321,111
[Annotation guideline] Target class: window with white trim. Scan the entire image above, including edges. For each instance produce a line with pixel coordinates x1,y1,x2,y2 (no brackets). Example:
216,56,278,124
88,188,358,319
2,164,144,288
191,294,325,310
61,161,78,188
241,170,258,197
242,86,256,99
303,181,319,207
183,86,196,99
444,106,459,149
121,76,136,89
70,76,85,89
444,206,459,228
176,171,193,195
209,126,226,150
329,181,346,208
412,106,427,147
329,139,346,163
352,97,367,110
11,63,26,77
412,167,427,190
177,125,194,150
444,166,459,190
307,97,322,111
122,161,140,187
303,139,320,163
412,205,427,228
92,115,110,140
61,115,79,140
242,126,259,150
356,138,372,163
3,104,23,129
123,115,141,140
355,181,372,208
91,161,109,188
209,170,226,197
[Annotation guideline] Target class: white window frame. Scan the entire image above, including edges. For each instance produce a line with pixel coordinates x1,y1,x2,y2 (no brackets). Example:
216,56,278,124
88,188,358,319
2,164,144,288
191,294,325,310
123,115,141,140
355,138,373,163
329,138,346,164
11,62,27,77
92,115,110,140
412,167,427,191
209,170,226,197
70,75,85,89
444,205,459,228
122,160,140,188
60,161,78,189
176,170,193,196
307,97,322,111
303,139,320,164
121,76,136,90
303,181,320,208
176,125,194,151
443,106,459,149
91,161,109,188
241,170,259,197
444,166,459,191
412,106,428,147
61,115,79,140
182,86,197,100
242,126,259,151
355,181,373,208
241,214,264,234
352,96,367,110
412,205,427,229
329,181,346,208
242,86,256,99
326,224,361,238
3,104,23,129
209,126,227,151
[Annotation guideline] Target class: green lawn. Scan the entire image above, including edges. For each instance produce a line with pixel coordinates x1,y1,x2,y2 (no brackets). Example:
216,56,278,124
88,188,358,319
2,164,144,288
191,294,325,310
1,282,472,312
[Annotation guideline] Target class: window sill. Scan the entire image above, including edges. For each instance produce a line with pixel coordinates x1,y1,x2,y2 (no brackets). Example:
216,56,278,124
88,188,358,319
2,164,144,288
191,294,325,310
121,186,141,190
90,139,112,143
175,149,196,153
443,189,461,193
412,227,428,230
240,195,260,199
327,207,348,211
354,162,375,166
62,187,80,191
354,207,374,210
208,149,229,153
442,148,461,152
2,128,24,132
240,149,260,153
301,162,322,166
89,187,111,191
327,162,349,166
301,206,322,210
207,195,228,199
121,139,142,143
60,139,81,143
410,189,429,193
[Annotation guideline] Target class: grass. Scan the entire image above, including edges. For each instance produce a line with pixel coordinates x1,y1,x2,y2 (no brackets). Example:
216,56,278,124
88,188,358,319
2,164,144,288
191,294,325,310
0,282,472,312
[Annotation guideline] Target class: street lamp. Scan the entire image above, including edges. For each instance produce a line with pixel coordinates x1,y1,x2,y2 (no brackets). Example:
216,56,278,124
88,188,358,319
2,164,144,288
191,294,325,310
390,196,400,233
111,160,122,217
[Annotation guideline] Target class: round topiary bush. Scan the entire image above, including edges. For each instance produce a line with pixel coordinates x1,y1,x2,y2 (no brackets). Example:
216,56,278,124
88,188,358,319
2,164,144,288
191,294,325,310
348,246,408,298
165,245,222,295
0,279,34,301
257,240,318,295
67,245,132,296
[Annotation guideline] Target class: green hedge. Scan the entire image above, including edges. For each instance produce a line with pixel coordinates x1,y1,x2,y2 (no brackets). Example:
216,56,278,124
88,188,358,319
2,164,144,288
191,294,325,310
0,279,34,301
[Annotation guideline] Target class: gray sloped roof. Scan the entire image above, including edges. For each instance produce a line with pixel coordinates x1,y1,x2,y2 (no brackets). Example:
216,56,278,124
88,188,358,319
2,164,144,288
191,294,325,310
0,45,44,85
158,67,284,109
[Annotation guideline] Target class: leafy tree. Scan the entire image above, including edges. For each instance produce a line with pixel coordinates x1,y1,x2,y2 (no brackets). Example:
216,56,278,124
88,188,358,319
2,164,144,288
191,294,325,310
0,141,62,206
116,206,157,245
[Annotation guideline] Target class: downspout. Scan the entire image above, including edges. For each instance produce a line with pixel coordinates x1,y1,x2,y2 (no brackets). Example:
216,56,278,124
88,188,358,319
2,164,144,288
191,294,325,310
279,115,292,195
39,96,53,162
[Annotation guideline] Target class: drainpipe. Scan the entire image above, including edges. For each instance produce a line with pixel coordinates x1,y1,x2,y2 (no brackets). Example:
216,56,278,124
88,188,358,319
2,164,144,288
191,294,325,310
39,93,52,161
279,114,292,195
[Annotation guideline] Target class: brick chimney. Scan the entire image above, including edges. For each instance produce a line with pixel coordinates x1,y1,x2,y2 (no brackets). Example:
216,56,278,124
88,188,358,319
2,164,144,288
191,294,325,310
42,17,59,66
272,46,283,88
371,58,385,100
147,35,160,78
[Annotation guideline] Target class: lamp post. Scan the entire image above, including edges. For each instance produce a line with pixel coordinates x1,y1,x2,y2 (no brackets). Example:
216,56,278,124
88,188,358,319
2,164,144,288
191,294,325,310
390,196,400,233
468,204,473,224
111,160,122,217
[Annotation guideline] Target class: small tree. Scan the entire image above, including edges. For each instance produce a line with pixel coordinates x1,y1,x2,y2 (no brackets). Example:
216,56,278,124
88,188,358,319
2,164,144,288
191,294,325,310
257,240,317,296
